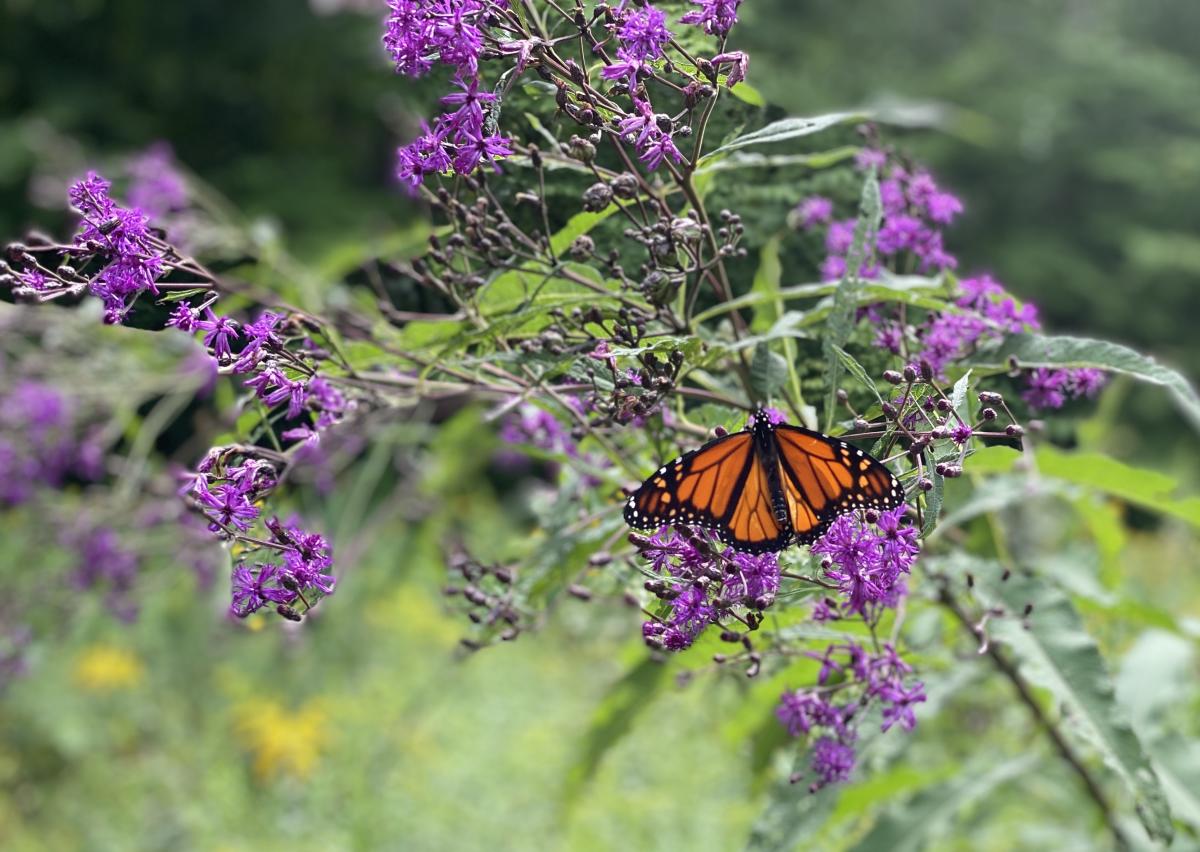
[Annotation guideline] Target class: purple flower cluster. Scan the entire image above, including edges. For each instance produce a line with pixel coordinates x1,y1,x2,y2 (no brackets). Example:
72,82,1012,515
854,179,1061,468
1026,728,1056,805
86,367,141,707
127,142,189,219
615,100,684,171
186,449,336,620
771,507,925,789
810,154,962,282
384,2,515,188
230,517,335,618
498,403,580,463
777,641,926,790
1022,367,1107,409
0,380,103,506
68,172,168,323
637,527,780,651
810,506,919,618
67,524,141,622
170,304,350,444
680,0,742,36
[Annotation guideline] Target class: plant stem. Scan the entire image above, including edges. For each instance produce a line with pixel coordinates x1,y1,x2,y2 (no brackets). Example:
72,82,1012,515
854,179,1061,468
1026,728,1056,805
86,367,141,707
938,588,1131,851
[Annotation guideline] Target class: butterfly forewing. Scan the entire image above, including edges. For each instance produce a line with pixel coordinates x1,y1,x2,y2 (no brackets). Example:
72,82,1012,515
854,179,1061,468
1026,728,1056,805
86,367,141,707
623,431,755,533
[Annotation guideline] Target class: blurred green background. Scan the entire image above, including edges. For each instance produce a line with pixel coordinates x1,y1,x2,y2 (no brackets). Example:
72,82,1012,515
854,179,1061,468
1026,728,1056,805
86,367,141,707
2,1,1198,849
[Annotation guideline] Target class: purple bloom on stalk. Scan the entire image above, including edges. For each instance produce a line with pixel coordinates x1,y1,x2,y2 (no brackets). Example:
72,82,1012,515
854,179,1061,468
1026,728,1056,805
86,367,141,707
879,681,927,732
194,482,260,532
825,219,857,255
811,507,918,617
167,303,199,332
794,196,833,230
196,308,239,359
230,561,296,617
15,268,50,291
950,423,973,444
855,148,888,171
617,4,672,61
711,51,749,87
1069,368,1107,397
1022,368,1068,409
724,552,781,606
453,130,514,174
810,737,856,787
127,142,188,218
679,0,742,36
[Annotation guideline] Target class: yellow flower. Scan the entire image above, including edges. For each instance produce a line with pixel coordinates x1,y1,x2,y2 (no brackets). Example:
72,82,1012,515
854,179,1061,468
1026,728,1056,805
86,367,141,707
73,645,144,691
233,697,328,781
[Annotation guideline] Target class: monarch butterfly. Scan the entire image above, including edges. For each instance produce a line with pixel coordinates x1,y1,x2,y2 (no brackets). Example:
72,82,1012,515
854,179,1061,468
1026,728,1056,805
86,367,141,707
624,412,904,553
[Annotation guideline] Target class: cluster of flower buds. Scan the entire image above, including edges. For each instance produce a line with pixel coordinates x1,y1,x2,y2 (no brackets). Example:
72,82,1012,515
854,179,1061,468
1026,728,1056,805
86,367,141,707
442,550,524,649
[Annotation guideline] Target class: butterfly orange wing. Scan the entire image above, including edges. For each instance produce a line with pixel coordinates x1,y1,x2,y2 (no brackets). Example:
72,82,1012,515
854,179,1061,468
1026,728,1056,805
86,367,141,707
624,431,789,553
773,425,904,544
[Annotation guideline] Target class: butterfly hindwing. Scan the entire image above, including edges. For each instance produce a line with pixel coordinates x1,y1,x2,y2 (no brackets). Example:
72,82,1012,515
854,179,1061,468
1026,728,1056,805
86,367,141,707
774,424,904,543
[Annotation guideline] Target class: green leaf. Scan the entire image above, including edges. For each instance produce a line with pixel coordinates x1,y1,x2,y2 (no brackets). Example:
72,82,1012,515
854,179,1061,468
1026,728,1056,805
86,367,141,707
921,467,945,538
705,111,866,159
830,344,884,406
751,341,789,400
849,754,1039,852
550,207,620,257
694,146,860,175
970,333,1200,432
968,444,1200,528
728,80,766,107
750,234,784,333
823,171,882,430
978,569,1175,842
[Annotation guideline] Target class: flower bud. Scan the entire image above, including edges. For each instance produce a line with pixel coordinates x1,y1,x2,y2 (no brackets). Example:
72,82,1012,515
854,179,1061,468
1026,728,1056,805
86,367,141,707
582,182,613,212
882,370,903,385
1005,424,1025,438
979,391,1003,405
981,407,997,421
902,364,918,382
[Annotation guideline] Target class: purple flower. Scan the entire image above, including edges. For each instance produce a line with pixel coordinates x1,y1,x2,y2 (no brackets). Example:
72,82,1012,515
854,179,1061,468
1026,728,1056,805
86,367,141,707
127,142,188,218
925,191,963,224
855,148,888,171
825,219,857,255
617,5,672,61
1022,368,1069,409
711,51,749,87
950,423,973,444
196,308,240,359
811,508,918,617
794,196,833,230
193,481,260,532
880,681,927,732
230,561,296,617
810,737,856,787
679,0,742,36
724,552,781,605
167,303,200,332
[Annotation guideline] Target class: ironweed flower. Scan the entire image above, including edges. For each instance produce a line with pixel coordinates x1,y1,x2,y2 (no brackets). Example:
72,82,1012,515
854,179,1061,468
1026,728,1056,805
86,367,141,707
680,0,743,36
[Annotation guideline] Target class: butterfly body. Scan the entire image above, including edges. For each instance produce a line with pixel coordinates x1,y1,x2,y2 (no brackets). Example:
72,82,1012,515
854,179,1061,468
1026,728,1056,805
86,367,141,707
624,414,904,554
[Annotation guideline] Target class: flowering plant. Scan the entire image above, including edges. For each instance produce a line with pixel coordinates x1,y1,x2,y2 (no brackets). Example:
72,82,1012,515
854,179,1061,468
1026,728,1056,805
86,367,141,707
2,1,1197,846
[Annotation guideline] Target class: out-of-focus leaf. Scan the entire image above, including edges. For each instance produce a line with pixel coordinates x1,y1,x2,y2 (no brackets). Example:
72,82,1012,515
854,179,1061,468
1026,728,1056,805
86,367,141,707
695,146,859,174
968,444,1200,528
978,569,1175,842
1115,630,1195,735
849,754,1039,852
823,172,882,430
704,111,865,159
970,333,1200,431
